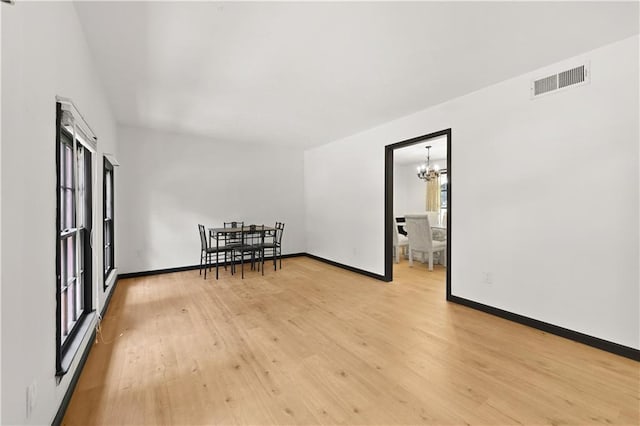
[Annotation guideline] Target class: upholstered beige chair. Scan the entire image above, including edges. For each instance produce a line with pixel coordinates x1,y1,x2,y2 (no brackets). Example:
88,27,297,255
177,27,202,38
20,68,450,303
405,213,447,271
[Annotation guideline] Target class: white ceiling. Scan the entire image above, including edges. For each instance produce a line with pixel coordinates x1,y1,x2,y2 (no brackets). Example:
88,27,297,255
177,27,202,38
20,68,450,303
394,135,447,166
74,1,639,148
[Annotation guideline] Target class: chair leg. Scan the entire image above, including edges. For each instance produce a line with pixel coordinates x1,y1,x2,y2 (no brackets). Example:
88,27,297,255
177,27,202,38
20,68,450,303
273,249,277,271
279,248,282,269
394,246,399,264
443,249,447,267
200,251,203,275
428,252,434,271
233,252,237,276
408,247,413,266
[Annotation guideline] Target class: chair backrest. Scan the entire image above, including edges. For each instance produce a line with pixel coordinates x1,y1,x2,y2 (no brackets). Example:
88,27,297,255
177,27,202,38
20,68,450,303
395,216,407,236
241,224,262,245
254,224,265,244
224,221,242,243
405,214,433,251
392,219,407,245
426,211,440,228
198,224,208,250
274,222,285,244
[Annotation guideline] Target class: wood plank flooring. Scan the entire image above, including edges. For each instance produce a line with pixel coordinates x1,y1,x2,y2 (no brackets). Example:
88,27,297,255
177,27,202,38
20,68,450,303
63,256,639,425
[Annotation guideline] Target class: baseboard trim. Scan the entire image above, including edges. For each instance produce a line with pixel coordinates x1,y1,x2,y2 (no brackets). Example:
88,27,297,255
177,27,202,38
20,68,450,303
101,277,119,318
118,264,201,279
51,327,97,426
117,253,307,280
448,295,640,361
117,253,385,282
281,253,306,259
304,253,387,281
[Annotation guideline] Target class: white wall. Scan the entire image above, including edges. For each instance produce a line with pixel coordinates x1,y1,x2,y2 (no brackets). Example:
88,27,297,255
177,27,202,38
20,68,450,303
117,125,305,274
305,36,639,349
1,2,118,424
394,163,425,216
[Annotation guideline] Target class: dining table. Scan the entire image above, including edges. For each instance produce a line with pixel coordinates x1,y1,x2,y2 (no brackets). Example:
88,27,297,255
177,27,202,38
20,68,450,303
208,225,275,246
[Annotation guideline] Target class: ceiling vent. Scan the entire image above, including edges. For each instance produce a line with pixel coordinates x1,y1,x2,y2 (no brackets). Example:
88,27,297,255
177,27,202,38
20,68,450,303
531,63,589,98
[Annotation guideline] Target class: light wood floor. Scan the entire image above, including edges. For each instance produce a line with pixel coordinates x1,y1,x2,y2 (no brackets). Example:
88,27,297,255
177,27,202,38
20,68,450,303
63,257,639,425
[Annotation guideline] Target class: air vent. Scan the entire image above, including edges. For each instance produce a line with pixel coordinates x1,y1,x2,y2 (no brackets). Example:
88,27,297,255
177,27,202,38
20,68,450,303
531,63,589,98
559,65,586,88
534,75,558,96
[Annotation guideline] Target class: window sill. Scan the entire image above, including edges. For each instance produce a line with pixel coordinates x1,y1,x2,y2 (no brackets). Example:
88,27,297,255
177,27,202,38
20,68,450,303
104,268,117,290
57,311,96,377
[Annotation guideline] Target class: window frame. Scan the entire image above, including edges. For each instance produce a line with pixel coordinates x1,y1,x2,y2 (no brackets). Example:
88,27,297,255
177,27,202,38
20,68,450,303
55,102,95,376
103,156,115,288
440,171,448,210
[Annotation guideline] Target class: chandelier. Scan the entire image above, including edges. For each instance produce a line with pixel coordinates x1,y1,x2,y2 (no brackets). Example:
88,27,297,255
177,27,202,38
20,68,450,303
416,145,440,181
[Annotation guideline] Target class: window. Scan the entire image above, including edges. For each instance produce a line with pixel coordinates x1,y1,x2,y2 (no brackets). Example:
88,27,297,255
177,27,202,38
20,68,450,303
56,102,95,375
440,172,448,210
103,157,115,285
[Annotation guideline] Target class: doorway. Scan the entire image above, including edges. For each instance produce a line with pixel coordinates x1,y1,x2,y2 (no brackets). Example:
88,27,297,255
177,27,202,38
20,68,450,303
384,128,451,298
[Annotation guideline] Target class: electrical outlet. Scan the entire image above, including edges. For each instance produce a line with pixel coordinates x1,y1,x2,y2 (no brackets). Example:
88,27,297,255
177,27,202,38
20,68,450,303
26,382,37,419
483,272,493,286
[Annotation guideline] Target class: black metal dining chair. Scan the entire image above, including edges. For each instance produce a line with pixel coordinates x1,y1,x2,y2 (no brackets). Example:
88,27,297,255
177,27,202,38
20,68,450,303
231,224,263,279
198,224,228,279
259,222,285,273
222,221,243,268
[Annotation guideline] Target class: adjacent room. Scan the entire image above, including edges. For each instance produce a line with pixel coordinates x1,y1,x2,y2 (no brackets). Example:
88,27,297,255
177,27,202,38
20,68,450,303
1,1,639,425
392,136,448,274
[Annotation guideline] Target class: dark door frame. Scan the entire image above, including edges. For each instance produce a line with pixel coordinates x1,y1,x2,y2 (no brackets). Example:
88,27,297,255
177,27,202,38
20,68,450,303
384,128,452,299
